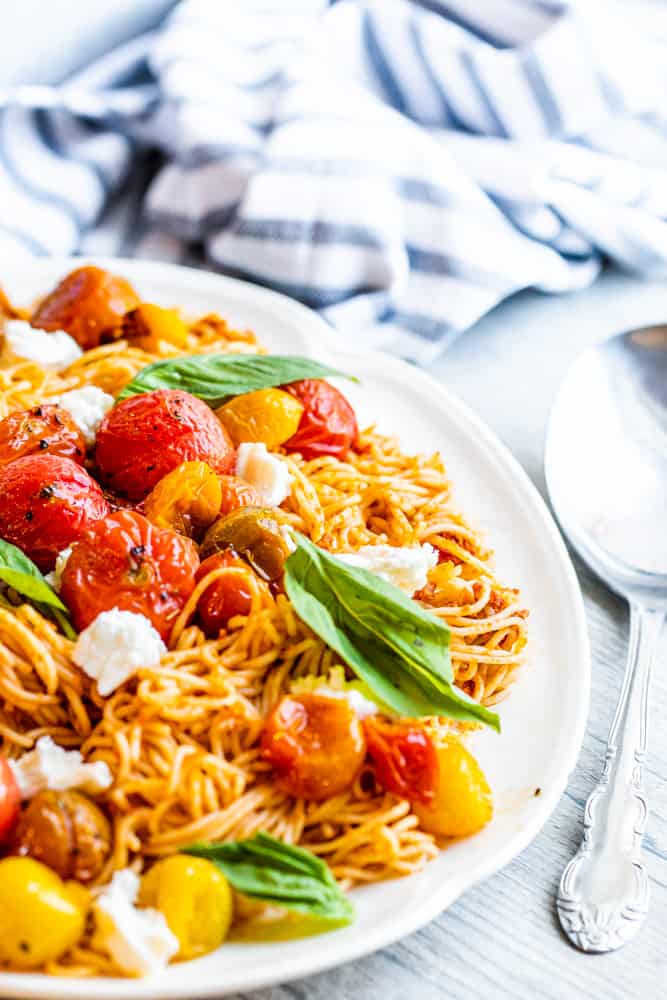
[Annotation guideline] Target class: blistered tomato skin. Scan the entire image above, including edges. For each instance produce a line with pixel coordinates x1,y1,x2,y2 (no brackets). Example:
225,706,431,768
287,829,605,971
0,757,20,844
217,475,261,517
196,552,255,637
261,693,366,800
12,789,111,884
143,460,222,538
95,389,236,500
283,380,359,460
0,454,109,571
60,509,199,641
31,266,140,350
363,718,438,805
0,404,86,469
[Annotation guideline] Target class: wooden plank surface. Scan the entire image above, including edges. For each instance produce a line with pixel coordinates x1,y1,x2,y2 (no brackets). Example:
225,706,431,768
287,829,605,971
235,272,667,1000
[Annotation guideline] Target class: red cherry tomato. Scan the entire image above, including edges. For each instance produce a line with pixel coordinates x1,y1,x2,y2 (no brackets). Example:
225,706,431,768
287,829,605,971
195,552,255,637
261,693,366,800
0,454,109,571
95,390,236,501
60,509,199,641
0,757,20,844
363,717,438,805
217,475,261,518
282,380,358,460
31,266,140,350
0,404,85,470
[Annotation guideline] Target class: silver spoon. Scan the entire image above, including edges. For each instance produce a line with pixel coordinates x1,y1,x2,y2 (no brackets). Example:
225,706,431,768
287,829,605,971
545,324,667,953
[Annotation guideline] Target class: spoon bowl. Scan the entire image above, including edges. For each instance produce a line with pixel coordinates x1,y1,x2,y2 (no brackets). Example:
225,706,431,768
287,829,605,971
545,325,667,953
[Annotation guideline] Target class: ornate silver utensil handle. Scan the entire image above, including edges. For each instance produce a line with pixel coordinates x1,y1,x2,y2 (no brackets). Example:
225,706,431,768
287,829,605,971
557,603,665,952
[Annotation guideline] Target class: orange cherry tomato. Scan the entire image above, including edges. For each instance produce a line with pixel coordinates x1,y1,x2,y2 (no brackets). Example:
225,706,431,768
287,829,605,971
0,404,86,469
120,303,189,349
0,758,20,844
216,388,303,448
363,717,438,805
0,454,109,571
195,552,255,637
31,266,140,350
282,380,358,460
143,461,222,538
95,389,236,501
260,693,366,800
412,736,493,838
60,509,199,641
217,475,261,517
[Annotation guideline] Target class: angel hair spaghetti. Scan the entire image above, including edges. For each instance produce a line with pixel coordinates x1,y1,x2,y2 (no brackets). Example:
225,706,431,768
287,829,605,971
0,266,527,979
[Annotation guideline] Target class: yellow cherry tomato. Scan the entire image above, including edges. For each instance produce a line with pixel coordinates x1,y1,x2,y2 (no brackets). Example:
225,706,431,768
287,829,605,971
122,302,189,349
139,855,232,960
216,388,303,448
413,736,493,838
143,460,222,538
0,857,88,968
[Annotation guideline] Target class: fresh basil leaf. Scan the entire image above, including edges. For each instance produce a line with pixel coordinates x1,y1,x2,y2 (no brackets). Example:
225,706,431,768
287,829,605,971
185,832,354,925
284,533,500,731
0,538,76,637
0,539,68,611
117,354,356,407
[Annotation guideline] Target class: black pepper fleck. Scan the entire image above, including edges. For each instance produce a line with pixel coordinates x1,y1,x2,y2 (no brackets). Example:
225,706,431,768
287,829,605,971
38,439,49,450
25,510,34,522
534,787,541,797
130,545,146,558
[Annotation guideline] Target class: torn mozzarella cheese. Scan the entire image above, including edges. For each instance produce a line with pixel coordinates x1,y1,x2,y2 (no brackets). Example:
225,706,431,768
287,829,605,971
3,319,82,370
236,442,292,506
93,869,178,977
337,543,438,595
8,735,112,799
345,688,381,719
51,385,114,446
73,609,166,697
45,545,72,592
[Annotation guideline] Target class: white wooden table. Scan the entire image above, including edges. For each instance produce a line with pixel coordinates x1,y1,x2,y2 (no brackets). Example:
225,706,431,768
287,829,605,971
229,271,667,1000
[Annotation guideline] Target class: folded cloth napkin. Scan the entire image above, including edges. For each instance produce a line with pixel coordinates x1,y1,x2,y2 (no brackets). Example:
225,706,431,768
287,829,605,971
2,0,667,363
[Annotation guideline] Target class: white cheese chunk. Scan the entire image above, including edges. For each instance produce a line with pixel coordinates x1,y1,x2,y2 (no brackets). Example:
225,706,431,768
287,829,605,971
337,543,438,595
45,545,73,593
8,735,112,799
73,609,166,697
51,386,114,446
236,442,292,506
3,319,82,370
93,869,178,977
345,688,381,720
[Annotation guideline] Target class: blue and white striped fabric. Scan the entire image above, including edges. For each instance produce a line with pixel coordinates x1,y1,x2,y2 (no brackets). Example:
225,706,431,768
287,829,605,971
2,0,667,363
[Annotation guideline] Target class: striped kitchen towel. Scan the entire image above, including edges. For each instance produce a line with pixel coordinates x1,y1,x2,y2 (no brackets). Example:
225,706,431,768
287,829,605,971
2,0,667,363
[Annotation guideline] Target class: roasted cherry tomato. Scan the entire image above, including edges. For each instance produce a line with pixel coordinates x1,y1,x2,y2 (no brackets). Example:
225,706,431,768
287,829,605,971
0,454,109,571
13,789,111,883
118,302,189,349
217,474,261,517
0,757,20,844
261,693,366,800
282,380,358,460
31,265,140,350
195,552,255,637
412,736,493,838
140,855,232,960
0,857,87,968
0,404,85,470
216,388,303,448
60,509,199,640
201,506,292,582
363,717,438,805
95,389,236,500
143,461,222,538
